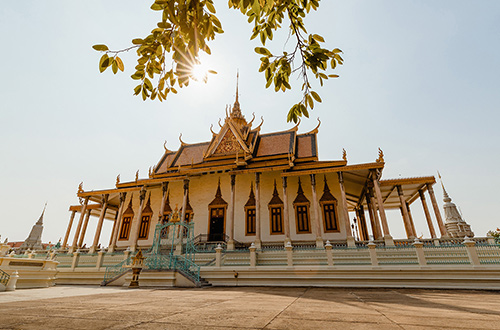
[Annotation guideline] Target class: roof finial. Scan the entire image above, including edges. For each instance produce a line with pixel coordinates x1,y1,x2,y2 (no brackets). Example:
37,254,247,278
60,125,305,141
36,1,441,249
235,70,239,105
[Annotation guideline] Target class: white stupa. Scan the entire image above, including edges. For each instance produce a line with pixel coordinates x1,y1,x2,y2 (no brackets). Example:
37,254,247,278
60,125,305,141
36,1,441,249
19,204,46,251
440,178,474,238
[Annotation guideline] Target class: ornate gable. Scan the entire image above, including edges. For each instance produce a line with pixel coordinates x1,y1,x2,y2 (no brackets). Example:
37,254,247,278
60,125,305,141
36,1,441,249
213,129,244,155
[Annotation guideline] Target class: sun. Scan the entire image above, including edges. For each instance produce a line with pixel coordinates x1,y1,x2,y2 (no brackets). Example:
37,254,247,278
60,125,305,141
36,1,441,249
191,62,209,83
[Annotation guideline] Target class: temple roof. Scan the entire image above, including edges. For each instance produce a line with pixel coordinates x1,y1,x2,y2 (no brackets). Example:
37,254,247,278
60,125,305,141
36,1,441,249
152,103,321,177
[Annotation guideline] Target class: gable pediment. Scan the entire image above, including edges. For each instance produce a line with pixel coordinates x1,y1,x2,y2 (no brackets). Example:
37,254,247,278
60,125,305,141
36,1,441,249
205,121,251,158
213,129,244,155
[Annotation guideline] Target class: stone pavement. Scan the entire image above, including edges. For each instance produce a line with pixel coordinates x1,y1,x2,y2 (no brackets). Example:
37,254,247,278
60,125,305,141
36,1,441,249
0,286,500,329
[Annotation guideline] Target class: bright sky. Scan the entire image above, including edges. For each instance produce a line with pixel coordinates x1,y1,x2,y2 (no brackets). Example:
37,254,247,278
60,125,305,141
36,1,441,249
1,1,499,244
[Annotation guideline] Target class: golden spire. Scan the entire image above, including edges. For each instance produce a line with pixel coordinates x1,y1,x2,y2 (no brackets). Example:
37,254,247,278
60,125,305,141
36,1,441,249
235,70,240,106
231,71,244,121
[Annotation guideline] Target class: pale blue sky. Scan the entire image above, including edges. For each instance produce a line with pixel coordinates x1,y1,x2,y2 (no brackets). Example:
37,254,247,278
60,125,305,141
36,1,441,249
1,1,499,243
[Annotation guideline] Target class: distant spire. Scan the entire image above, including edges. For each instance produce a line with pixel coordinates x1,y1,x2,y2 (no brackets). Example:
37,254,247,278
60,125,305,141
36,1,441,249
438,171,451,202
36,203,47,225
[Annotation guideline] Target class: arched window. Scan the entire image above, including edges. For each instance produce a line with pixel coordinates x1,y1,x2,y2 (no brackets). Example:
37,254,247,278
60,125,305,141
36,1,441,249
319,176,339,232
245,184,256,236
119,197,134,240
268,180,284,235
138,194,153,240
293,178,311,234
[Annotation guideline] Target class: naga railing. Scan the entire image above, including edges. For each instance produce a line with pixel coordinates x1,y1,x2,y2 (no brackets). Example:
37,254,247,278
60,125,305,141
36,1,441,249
102,255,132,285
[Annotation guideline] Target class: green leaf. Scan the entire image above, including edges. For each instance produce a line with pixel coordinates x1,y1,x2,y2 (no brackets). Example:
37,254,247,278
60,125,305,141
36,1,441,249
92,44,109,51
99,54,109,73
134,85,142,95
310,91,322,103
132,38,144,45
112,60,118,74
115,57,124,72
144,78,153,91
206,2,216,13
254,47,271,56
312,34,324,43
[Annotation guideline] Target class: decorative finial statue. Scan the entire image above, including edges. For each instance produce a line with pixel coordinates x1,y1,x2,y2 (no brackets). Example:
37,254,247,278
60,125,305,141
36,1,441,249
163,140,170,152
148,166,152,177
77,182,84,194
342,148,347,162
135,170,139,182
376,148,384,163
116,174,120,185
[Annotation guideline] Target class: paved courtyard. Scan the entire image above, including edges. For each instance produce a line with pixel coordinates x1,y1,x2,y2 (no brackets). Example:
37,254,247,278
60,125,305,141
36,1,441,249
0,286,499,329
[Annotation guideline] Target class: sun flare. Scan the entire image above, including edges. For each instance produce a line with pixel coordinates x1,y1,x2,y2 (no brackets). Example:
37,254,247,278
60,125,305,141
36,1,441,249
191,63,209,82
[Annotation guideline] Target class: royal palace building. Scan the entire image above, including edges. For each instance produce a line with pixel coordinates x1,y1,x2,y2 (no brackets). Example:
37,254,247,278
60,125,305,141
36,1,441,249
62,85,468,255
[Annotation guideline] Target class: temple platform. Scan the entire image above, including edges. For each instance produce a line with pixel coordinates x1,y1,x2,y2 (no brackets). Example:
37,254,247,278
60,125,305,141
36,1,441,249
1,286,500,329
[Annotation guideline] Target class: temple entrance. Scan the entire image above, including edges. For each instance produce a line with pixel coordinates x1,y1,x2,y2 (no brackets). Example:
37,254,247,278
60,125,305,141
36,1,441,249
209,207,225,241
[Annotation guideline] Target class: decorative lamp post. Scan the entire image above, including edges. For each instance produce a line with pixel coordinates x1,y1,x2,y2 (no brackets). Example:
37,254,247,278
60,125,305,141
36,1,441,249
129,249,145,288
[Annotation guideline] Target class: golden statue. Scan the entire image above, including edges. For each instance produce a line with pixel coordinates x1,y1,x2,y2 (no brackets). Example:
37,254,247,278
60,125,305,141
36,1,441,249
135,170,139,182
342,148,347,162
170,205,180,223
116,174,120,185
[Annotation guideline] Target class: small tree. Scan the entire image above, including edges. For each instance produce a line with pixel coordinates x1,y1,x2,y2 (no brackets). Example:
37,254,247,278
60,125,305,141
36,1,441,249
93,0,343,123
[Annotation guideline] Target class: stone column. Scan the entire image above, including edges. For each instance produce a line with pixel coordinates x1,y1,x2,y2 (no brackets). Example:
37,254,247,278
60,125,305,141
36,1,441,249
419,189,437,239
215,244,223,268
90,194,109,254
397,185,415,239
310,174,324,248
78,209,92,248
285,242,293,267
365,194,377,240
427,183,449,238
357,206,369,241
249,243,256,268
282,177,291,243
108,212,118,247
413,239,427,266
338,172,355,247
158,182,169,222
372,176,394,245
109,192,127,252
227,174,236,250
368,189,383,240
254,173,262,249
70,197,89,253
180,179,189,224
368,241,378,266
325,241,334,266
406,201,417,238
62,210,77,249
464,237,480,265
130,188,146,252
